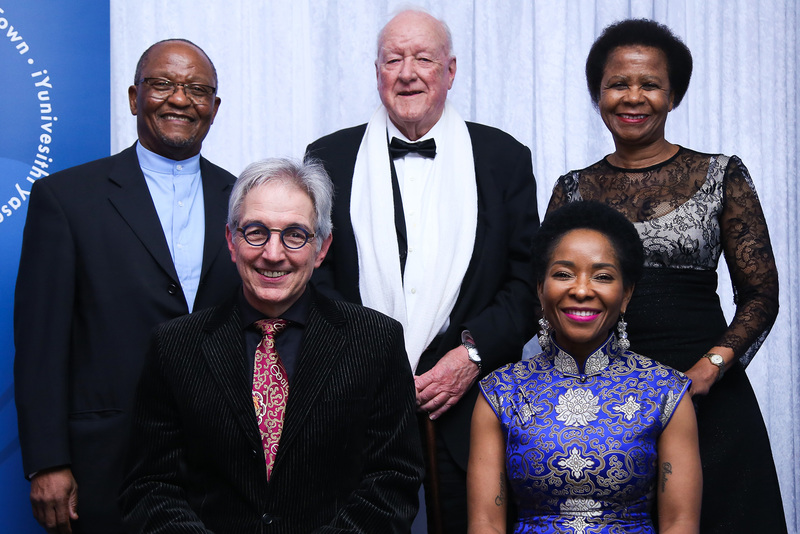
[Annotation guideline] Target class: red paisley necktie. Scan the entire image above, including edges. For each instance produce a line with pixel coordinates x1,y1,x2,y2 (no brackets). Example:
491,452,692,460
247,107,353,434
252,318,288,480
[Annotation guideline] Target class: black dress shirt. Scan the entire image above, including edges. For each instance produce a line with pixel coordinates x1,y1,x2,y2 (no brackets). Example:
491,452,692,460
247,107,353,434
238,287,311,383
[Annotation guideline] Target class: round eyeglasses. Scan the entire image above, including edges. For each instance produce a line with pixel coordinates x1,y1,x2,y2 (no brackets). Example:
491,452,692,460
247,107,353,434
237,223,315,250
136,77,217,103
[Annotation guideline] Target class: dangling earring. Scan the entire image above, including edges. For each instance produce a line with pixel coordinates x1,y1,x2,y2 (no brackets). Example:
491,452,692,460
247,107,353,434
617,312,630,351
538,316,552,350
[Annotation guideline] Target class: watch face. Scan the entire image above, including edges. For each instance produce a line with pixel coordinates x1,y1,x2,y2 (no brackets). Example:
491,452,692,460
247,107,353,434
708,354,724,366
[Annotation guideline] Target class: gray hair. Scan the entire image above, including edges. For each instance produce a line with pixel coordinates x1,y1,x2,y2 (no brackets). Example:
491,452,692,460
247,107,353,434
227,158,333,250
376,8,454,60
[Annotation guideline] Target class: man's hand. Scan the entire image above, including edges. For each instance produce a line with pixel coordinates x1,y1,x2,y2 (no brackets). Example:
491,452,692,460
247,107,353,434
415,345,480,420
30,467,78,534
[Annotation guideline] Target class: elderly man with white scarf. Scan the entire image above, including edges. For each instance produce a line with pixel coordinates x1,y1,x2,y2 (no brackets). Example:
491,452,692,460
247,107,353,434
305,9,539,533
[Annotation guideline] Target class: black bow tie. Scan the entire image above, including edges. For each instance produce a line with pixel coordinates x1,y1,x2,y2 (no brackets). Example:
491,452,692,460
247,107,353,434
388,137,437,159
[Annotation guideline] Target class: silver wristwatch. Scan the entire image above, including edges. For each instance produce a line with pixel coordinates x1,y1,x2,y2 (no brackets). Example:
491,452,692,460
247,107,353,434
703,353,725,382
461,330,482,371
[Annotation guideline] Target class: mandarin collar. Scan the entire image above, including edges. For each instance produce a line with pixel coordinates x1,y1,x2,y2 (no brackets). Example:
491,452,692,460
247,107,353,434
136,141,201,175
544,333,623,376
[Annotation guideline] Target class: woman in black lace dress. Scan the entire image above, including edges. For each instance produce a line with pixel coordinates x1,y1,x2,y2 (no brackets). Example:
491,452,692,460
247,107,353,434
546,19,786,533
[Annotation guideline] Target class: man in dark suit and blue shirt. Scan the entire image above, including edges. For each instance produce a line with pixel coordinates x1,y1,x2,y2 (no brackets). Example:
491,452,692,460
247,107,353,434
306,9,539,532
119,158,424,533
14,39,240,533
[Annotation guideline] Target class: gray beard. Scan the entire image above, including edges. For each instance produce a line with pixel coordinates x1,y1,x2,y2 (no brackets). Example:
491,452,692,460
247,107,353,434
159,132,197,149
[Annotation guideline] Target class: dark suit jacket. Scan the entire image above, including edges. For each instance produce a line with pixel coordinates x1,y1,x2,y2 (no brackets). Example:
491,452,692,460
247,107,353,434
119,288,424,533
305,122,539,470
13,144,241,532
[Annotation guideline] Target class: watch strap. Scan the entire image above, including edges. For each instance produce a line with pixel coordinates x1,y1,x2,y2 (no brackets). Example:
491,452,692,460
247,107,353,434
702,352,725,382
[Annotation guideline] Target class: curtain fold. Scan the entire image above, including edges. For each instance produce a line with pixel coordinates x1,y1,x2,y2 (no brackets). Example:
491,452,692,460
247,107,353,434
110,1,799,531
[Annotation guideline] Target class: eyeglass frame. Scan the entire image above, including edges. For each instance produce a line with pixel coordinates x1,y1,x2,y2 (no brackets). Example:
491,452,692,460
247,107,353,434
135,77,217,103
235,222,316,250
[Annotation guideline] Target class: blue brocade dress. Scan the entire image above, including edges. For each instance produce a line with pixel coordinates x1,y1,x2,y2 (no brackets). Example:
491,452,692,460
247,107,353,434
480,334,689,533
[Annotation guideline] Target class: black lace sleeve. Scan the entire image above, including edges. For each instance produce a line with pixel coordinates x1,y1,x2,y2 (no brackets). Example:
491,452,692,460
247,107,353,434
717,156,779,367
545,173,572,217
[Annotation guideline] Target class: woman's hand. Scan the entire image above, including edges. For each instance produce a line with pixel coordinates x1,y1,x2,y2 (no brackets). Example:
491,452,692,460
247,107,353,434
684,346,734,397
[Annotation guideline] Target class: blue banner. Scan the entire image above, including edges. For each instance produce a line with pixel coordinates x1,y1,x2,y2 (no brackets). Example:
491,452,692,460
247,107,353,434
0,3,109,531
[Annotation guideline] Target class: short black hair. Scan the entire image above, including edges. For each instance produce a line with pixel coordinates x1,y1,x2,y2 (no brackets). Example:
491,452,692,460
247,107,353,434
585,18,693,108
533,201,644,288
134,38,218,87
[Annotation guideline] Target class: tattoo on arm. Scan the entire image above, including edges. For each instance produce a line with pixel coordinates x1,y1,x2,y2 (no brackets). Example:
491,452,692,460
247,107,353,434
494,472,506,506
661,462,673,492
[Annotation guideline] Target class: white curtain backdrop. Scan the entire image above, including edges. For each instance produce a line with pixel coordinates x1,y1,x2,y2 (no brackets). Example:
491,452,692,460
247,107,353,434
110,1,798,530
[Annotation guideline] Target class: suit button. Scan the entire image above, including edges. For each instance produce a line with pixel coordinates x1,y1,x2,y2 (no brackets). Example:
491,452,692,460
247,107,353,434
261,513,274,525
167,283,179,295
251,448,259,457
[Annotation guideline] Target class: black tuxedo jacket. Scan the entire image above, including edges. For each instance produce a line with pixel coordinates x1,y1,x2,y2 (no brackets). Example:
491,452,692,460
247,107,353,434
13,144,241,532
120,289,424,533
306,122,539,469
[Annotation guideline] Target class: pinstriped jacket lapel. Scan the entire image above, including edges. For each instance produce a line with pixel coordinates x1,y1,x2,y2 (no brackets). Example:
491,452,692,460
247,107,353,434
200,302,263,449
273,293,347,470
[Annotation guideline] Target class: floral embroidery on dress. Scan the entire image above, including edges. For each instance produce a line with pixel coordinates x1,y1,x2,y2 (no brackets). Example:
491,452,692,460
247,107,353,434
613,395,641,421
564,516,589,534
659,390,681,426
562,497,602,517
558,447,596,479
556,389,601,426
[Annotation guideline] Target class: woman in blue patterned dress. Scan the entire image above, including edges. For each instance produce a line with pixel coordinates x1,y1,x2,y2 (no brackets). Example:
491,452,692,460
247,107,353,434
546,19,786,533
468,201,701,533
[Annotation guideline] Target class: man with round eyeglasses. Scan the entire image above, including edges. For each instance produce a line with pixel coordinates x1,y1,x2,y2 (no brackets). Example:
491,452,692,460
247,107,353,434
14,39,239,533
236,223,317,250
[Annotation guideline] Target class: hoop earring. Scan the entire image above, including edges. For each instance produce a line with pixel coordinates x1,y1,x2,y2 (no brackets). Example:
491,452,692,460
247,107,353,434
617,313,630,351
538,316,552,350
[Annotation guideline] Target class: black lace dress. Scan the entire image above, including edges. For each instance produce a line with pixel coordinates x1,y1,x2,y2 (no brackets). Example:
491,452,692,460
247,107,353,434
548,147,786,533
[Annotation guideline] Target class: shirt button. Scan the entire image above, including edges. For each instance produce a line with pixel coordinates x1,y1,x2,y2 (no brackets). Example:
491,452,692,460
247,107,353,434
178,201,184,207
176,164,183,171
410,288,417,294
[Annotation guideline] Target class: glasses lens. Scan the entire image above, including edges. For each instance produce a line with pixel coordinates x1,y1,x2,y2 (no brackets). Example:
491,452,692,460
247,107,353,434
241,224,270,246
142,78,214,102
186,84,214,97
281,227,310,249
146,79,173,93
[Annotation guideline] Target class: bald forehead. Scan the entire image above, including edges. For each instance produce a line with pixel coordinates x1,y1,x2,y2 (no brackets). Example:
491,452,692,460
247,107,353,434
137,40,217,84
145,41,207,67
377,11,451,58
